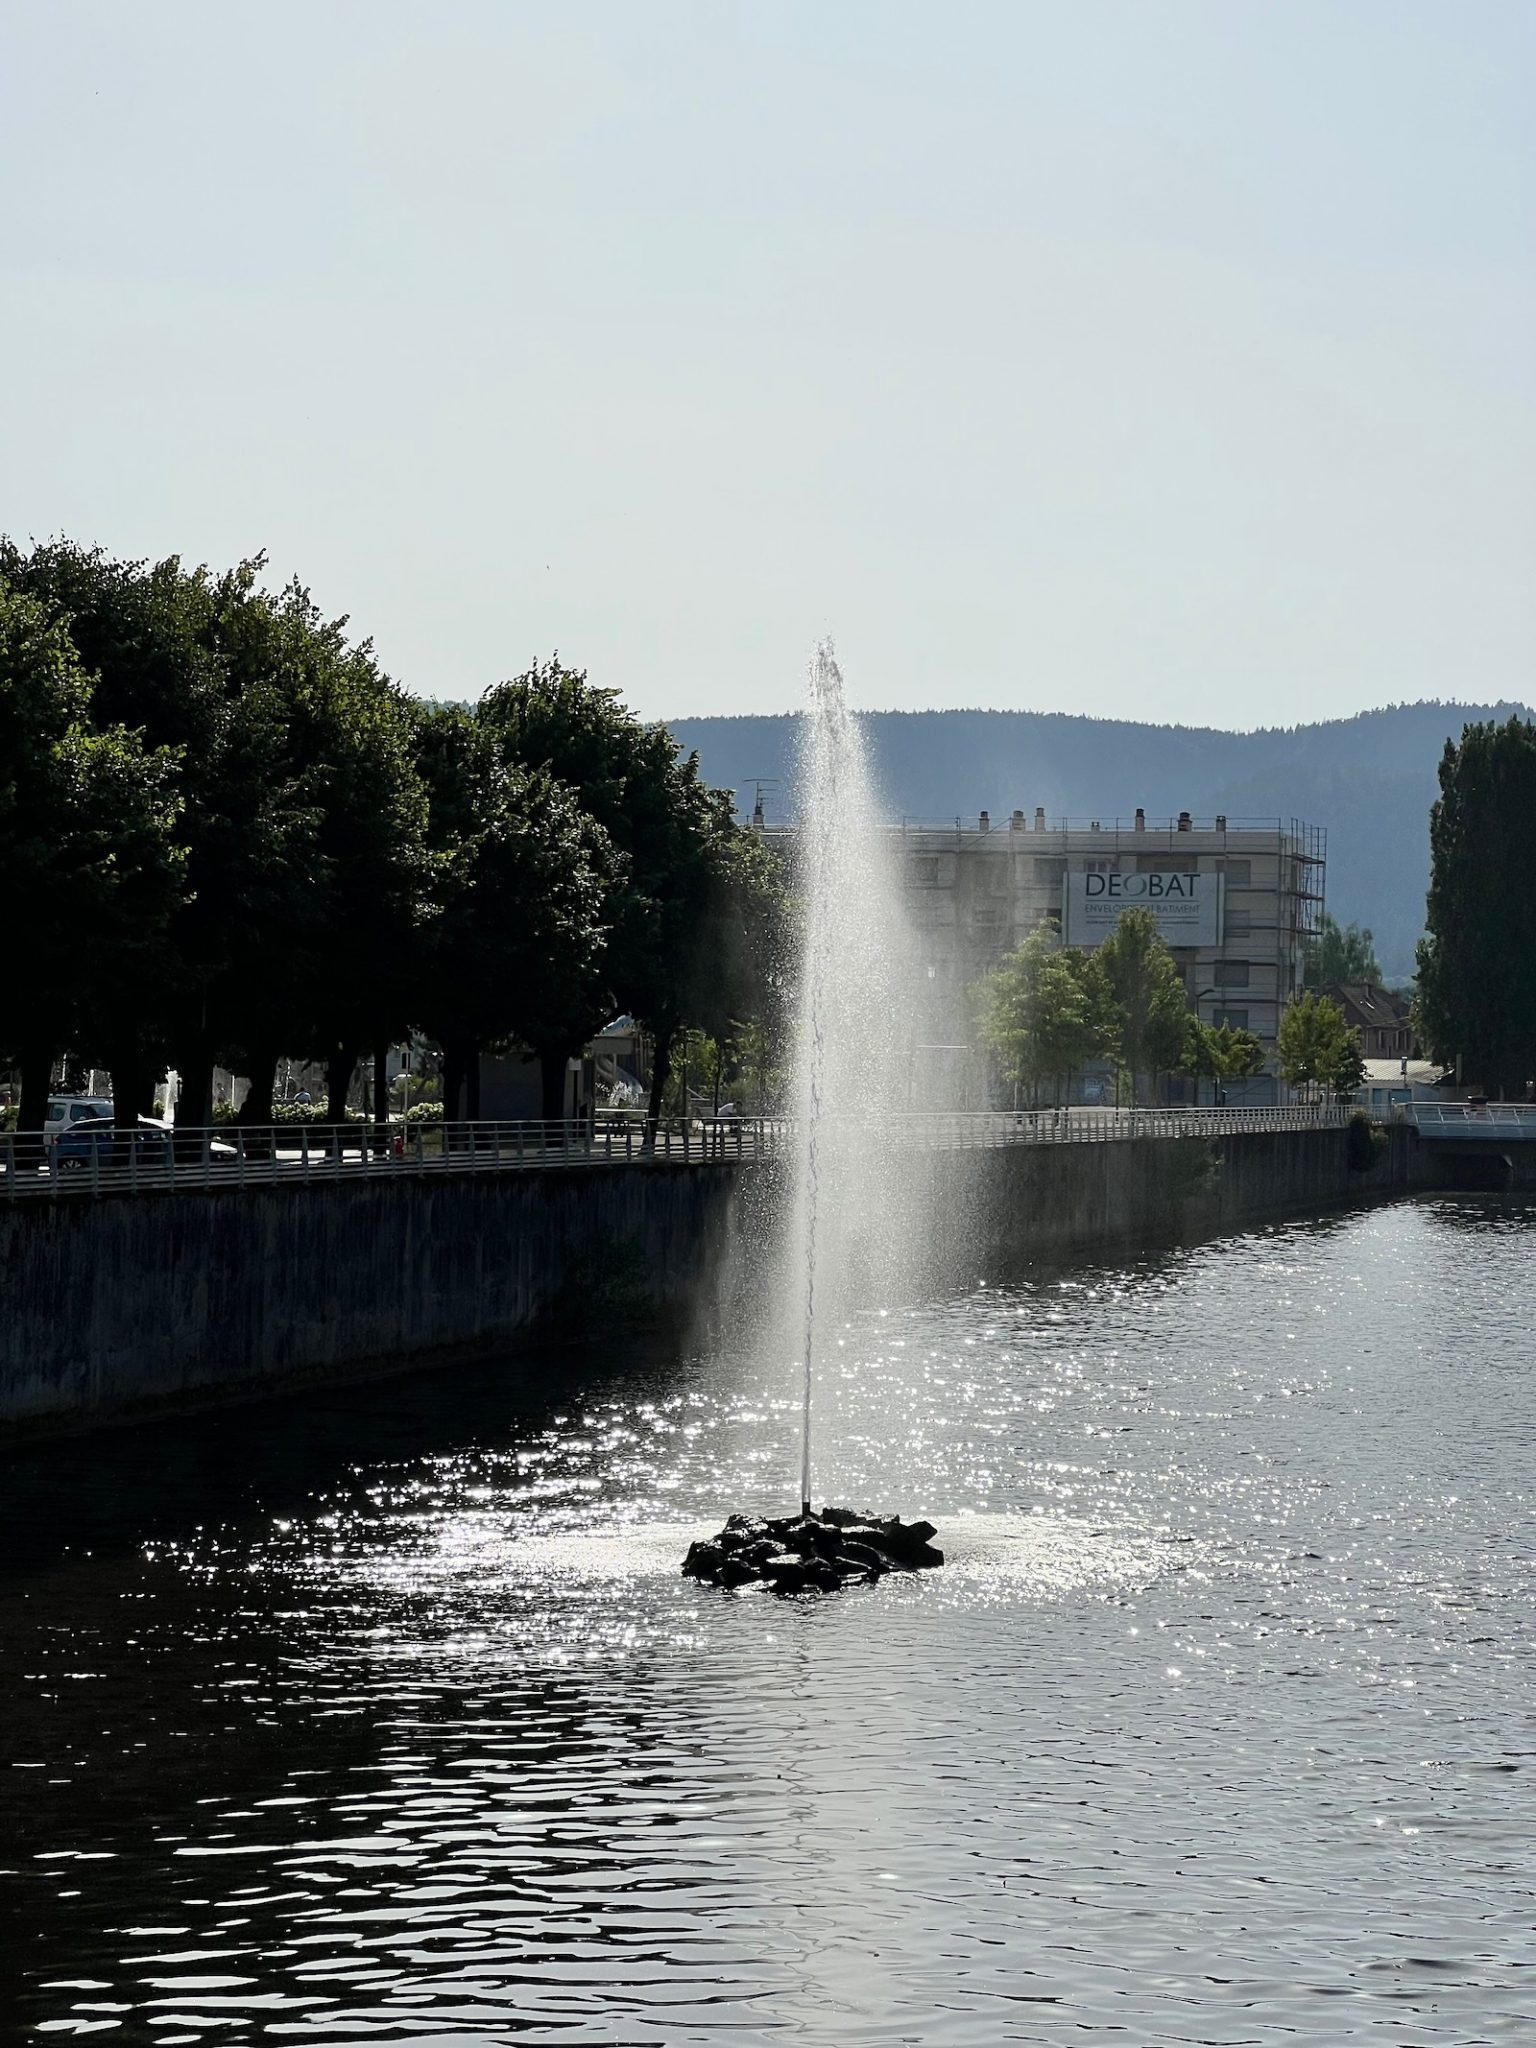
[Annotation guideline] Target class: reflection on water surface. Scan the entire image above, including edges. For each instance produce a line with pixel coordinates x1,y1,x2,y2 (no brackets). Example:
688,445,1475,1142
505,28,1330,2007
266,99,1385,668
3,1197,1533,2043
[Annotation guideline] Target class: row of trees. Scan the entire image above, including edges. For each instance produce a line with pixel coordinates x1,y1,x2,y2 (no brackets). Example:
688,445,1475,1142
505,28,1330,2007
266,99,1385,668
972,909,1267,1106
974,908,1365,1105
0,540,783,1133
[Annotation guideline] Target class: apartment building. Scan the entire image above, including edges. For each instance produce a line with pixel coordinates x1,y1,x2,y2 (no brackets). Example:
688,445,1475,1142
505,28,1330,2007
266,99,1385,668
897,808,1324,1056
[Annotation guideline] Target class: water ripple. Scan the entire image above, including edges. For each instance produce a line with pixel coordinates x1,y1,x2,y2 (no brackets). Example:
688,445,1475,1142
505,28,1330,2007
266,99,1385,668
4,1198,1535,2043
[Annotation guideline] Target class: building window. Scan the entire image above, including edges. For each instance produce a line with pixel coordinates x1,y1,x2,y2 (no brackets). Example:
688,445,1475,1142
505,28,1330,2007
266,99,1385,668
1213,1009,1250,1031
971,901,1007,927
1219,858,1252,885
910,856,939,886
1033,857,1066,884
1213,960,1251,987
1138,853,1195,874
1083,858,1116,874
979,861,1011,894
1225,907,1251,937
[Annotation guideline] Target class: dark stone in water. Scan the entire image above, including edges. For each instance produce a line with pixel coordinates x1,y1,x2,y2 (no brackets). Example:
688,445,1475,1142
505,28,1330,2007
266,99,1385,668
682,1540,725,1579
681,1506,944,1593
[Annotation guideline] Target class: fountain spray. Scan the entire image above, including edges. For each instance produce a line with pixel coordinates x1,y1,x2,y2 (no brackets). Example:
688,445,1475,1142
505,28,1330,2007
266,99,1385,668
680,641,946,1591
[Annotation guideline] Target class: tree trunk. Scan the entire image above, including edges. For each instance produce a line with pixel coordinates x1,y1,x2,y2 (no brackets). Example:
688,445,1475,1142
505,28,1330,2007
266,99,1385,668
235,1044,279,1158
645,1024,676,1151
17,1043,53,1133
106,1037,154,1123
325,1046,357,1126
237,1047,279,1128
442,1040,468,1128
539,1047,570,1126
372,1042,390,1152
14,1042,53,1174
174,1047,215,1134
465,1047,481,1122
171,1039,216,1163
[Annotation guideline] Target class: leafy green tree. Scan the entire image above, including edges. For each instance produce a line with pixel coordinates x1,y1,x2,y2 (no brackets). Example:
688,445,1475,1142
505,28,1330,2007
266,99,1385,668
0,542,344,1127
1096,908,1189,1104
0,578,186,1129
974,925,1114,1104
1179,1017,1267,1103
266,587,430,1121
478,658,785,1130
724,1015,786,1115
1277,990,1365,1099
1415,717,1536,1097
1210,1020,1266,1085
1306,911,1383,988
411,702,614,1124
1,540,224,1115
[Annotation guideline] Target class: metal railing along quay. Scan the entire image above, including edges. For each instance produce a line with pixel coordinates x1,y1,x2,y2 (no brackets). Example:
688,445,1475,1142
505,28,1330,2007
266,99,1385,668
0,1117,786,1201
0,1105,1349,1202
1397,1102,1536,1137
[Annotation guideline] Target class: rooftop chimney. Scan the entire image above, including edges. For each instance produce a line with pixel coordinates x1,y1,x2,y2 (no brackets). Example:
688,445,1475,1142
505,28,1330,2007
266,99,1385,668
1134,806,1146,832
1011,808,1025,830
1177,810,1192,832
978,809,990,833
1034,805,1046,831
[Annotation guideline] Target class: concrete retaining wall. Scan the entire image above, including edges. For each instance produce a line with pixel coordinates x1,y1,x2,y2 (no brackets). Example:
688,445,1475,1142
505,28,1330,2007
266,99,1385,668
1,1126,1390,1431
1,1163,737,1428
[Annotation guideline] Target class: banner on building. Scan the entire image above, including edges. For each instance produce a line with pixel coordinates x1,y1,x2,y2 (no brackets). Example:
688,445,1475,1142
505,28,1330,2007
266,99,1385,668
1064,870,1224,948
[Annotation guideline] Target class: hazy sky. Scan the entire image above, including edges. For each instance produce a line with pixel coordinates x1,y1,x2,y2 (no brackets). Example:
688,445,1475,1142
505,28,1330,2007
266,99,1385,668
3,2,1532,724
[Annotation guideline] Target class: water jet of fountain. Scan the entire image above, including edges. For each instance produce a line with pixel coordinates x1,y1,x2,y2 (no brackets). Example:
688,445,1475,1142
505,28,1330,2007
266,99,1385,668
682,641,948,1592
787,641,931,1520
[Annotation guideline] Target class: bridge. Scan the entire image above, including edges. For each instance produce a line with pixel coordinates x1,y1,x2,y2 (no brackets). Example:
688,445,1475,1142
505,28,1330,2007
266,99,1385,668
1397,1103,1536,1140
0,1105,1348,1203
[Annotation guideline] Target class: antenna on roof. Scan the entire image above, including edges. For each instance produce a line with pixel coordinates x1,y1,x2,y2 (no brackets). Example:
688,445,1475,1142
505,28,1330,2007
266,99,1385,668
744,776,779,828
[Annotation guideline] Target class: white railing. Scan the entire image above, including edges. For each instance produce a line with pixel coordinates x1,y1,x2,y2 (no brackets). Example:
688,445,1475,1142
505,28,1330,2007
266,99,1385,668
851,1105,1346,1148
0,1104,1348,1201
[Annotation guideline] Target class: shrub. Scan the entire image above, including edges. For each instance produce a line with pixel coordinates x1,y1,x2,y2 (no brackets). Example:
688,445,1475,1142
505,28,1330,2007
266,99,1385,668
1346,1108,1385,1171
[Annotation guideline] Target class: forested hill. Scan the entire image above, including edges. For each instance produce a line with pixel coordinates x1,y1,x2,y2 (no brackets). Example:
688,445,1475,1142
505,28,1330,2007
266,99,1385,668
666,701,1533,978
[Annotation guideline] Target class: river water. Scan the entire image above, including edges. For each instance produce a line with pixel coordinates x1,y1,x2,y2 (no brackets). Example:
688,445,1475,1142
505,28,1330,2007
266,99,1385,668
3,1196,1533,2045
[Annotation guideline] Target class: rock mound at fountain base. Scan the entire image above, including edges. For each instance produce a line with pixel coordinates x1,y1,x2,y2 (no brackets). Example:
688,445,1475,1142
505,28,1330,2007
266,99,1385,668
683,1506,943,1593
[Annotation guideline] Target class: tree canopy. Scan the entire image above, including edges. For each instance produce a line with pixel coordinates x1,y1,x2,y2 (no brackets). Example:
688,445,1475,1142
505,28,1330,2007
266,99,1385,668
1306,912,1383,988
1276,991,1365,1099
0,578,186,1127
479,658,787,1126
1415,717,1536,1097
1095,908,1189,1102
0,545,780,1129
1179,1017,1266,1101
972,924,1114,1104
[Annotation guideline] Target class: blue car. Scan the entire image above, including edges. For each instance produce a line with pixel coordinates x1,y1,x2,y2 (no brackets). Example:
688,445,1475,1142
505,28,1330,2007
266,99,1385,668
47,1115,171,1174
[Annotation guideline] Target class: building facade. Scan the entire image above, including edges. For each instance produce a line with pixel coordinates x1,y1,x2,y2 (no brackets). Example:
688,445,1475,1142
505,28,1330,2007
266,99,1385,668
1324,983,1412,1062
760,806,1324,1099
897,809,1324,1055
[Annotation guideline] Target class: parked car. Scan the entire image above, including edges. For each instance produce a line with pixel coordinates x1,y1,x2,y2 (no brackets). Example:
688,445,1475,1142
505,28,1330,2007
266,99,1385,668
48,1115,173,1174
46,1110,116,1171
43,1094,114,1140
